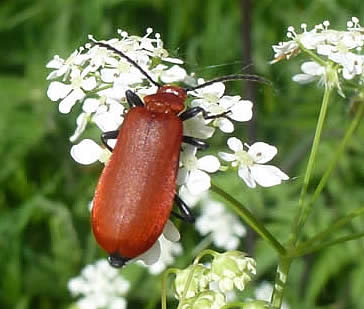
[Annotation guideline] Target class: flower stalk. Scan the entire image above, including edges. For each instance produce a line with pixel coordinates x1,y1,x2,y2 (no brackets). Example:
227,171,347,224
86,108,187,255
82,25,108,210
211,183,286,256
290,84,332,244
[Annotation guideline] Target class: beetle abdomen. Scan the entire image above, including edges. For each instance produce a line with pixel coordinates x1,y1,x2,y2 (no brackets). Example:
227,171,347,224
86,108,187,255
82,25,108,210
92,107,183,258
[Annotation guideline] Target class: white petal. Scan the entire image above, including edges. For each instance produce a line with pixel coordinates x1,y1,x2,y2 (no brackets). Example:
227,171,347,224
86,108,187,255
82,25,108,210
238,166,256,188
219,95,238,109
183,114,215,139
250,164,289,187
46,55,64,69
301,61,324,76
292,73,316,84
248,142,277,163
59,88,85,114
47,81,72,101
197,155,220,173
93,111,122,132
178,185,205,208
69,112,89,142
218,152,236,162
177,167,188,185
70,139,102,165
163,57,184,64
100,68,118,83
163,220,180,242
227,137,243,152
82,98,101,113
160,65,187,83
136,240,161,265
229,100,253,122
218,118,234,133
186,170,211,195
81,76,97,91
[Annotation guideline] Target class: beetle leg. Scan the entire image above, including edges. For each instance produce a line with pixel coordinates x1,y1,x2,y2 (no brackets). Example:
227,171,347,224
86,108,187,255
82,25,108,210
172,195,195,223
101,130,119,152
108,252,130,268
125,90,144,108
182,136,209,150
179,106,231,121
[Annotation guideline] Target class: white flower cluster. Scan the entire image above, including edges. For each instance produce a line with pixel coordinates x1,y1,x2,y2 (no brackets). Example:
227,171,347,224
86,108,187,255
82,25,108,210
68,259,130,309
46,28,288,196
272,17,364,96
196,198,247,250
174,251,256,308
47,29,288,273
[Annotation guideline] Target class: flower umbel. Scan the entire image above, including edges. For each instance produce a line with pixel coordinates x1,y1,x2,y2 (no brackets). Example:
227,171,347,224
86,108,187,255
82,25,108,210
68,259,130,309
272,17,364,97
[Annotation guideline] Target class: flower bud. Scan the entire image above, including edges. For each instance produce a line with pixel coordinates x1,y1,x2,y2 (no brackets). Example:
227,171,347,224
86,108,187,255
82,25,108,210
175,264,210,299
210,251,256,292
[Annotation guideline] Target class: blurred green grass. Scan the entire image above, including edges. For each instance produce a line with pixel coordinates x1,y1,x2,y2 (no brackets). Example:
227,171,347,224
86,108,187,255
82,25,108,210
1,0,364,308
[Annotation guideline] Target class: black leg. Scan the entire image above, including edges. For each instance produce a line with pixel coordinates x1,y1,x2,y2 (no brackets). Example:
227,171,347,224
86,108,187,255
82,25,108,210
183,136,209,150
125,90,144,108
179,106,231,121
172,195,195,223
108,252,130,268
101,130,119,152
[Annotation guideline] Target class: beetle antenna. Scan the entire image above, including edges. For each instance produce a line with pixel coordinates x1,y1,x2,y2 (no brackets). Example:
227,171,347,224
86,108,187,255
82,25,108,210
89,36,162,88
184,74,271,92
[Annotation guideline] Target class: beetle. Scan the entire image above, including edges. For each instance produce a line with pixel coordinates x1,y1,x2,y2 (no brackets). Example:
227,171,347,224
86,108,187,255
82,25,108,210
90,40,263,267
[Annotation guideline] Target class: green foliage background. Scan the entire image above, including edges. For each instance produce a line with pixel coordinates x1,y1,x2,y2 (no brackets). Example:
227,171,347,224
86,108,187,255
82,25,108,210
1,0,364,308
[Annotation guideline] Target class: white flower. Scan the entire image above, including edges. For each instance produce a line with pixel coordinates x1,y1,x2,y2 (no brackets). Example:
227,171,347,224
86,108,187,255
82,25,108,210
190,80,225,104
196,198,246,250
271,40,300,63
68,259,130,309
189,81,253,133
70,139,111,164
219,137,289,188
47,68,97,113
178,146,220,195
136,220,182,274
46,49,89,80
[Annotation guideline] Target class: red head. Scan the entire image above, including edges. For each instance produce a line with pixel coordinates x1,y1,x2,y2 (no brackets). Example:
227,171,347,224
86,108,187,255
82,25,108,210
143,85,187,114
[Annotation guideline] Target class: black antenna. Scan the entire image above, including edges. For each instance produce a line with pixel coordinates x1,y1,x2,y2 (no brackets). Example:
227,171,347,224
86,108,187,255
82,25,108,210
184,74,270,92
90,37,162,88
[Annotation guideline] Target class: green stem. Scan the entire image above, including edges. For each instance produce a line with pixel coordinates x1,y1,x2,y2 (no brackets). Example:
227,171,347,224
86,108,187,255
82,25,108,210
294,205,364,256
270,257,292,308
211,183,286,255
88,84,113,94
161,268,178,309
298,42,327,67
293,231,364,257
290,85,332,244
299,101,364,228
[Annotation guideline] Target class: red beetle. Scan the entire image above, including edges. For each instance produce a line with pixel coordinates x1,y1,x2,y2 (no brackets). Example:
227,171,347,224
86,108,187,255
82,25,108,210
90,41,261,267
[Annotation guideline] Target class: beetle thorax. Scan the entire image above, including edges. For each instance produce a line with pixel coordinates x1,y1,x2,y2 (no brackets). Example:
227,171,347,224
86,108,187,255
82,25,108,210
144,85,187,114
